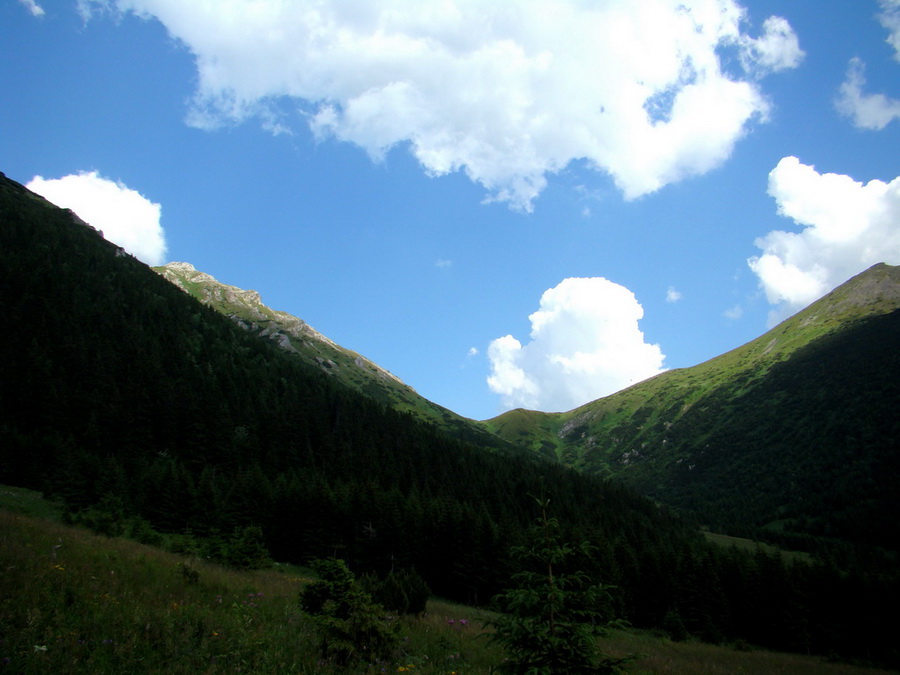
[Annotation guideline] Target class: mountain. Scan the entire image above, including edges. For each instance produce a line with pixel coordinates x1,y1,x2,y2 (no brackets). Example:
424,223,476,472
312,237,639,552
3,170,899,666
486,263,900,550
153,261,499,446
0,169,693,607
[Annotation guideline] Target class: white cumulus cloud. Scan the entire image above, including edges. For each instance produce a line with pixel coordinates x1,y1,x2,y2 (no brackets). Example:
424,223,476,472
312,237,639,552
27,172,168,266
748,157,900,323
487,277,665,412
81,0,801,211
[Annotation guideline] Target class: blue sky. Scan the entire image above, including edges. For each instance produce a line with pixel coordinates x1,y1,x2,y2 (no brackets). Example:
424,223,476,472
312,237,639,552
3,0,900,420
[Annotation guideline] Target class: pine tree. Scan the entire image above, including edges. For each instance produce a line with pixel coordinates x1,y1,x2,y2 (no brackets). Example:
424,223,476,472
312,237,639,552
488,497,628,674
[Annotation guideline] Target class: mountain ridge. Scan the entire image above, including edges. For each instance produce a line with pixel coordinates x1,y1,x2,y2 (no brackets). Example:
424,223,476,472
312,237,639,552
154,250,900,550
488,262,900,445
153,260,503,447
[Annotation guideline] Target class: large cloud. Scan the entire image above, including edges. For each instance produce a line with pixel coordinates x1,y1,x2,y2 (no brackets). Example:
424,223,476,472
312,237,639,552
27,172,168,265
487,277,666,412
836,1,900,130
748,157,900,323
81,0,801,211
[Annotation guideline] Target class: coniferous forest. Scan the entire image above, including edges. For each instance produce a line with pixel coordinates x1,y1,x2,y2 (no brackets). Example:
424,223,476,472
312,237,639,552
1,172,898,668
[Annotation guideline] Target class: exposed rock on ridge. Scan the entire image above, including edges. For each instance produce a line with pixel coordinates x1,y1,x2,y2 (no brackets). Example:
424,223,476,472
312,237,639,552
155,262,402,385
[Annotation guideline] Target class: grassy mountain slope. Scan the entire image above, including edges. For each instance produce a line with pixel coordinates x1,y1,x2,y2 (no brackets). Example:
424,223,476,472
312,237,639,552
3,491,894,675
153,261,498,446
486,263,900,548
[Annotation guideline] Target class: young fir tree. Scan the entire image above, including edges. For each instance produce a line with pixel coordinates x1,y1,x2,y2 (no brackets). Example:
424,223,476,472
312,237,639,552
489,498,628,674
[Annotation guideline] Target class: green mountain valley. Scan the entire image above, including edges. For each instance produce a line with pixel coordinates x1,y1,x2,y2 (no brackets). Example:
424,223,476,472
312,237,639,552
1,171,898,671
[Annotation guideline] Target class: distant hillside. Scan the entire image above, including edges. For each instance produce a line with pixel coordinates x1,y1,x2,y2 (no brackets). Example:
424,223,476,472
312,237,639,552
486,263,900,550
153,261,500,446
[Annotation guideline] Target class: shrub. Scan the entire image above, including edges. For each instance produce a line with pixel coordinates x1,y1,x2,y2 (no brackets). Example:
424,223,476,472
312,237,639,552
361,567,431,616
199,525,270,569
663,607,689,642
299,558,399,667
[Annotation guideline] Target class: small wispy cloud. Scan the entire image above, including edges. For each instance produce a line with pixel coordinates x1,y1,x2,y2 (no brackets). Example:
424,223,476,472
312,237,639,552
436,258,453,269
836,58,900,130
19,0,45,17
879,0,900,60
666,286,683,303
724,305,744,320
835,3,900,130
467,347,479,357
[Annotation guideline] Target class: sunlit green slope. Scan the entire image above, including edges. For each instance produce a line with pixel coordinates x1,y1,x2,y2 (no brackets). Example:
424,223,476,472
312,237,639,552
486,264,900,548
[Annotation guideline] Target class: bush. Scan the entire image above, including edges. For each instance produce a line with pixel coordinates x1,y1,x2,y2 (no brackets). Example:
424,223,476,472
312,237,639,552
361,567,431,616
663,608,689,642
199,525,270,570
129,517,163,547
300,558,399,667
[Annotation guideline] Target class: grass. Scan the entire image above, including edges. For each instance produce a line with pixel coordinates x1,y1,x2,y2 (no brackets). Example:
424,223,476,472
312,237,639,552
606,631,895,675
0,490,893,674
701,531,813,564
0,505,503,674
0,484,64,521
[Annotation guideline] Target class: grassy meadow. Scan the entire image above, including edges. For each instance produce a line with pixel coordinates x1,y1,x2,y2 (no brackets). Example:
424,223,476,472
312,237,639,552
0,487,893,674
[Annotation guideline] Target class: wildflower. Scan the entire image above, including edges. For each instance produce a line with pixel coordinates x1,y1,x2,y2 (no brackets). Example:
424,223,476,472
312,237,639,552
211,631,219,638
458,619,469,627
33,645,47,652
447,619,455,625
